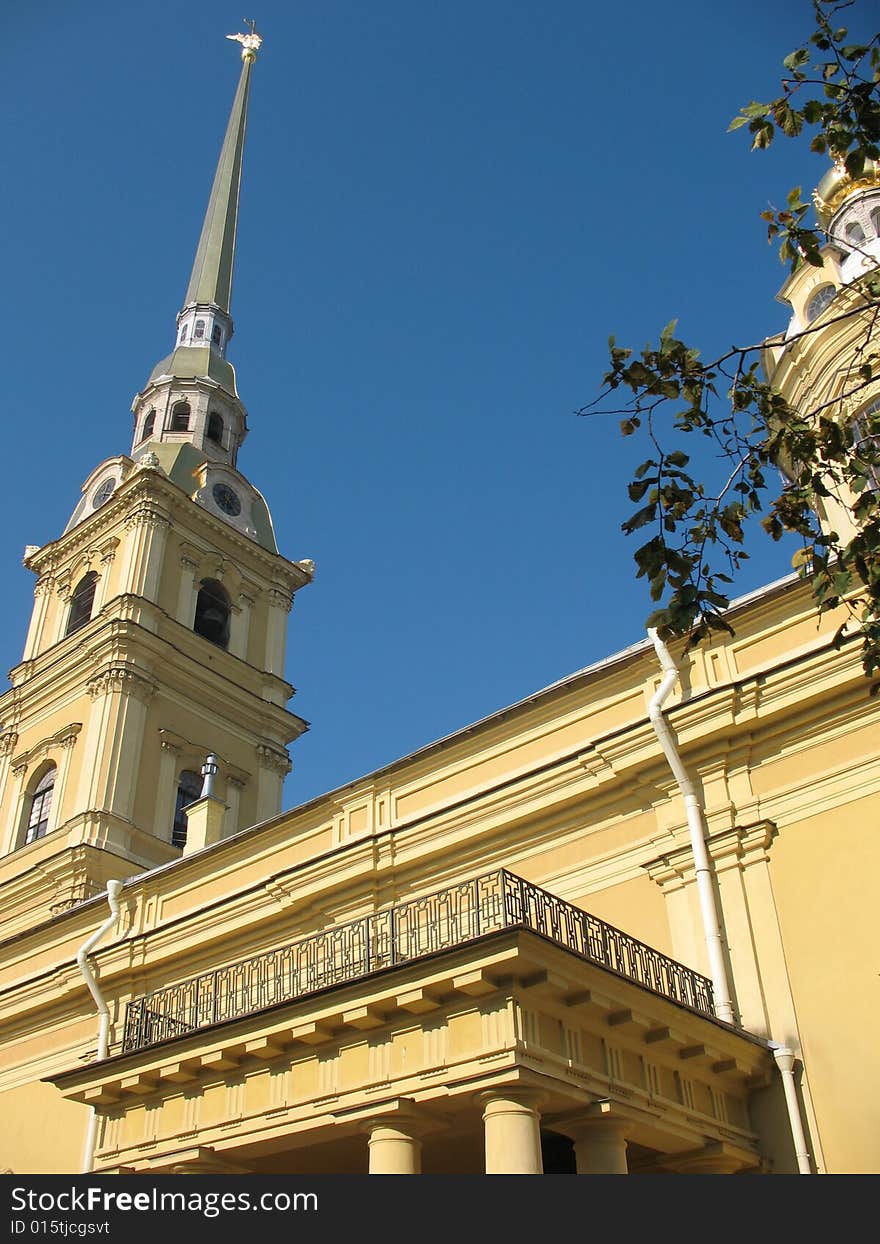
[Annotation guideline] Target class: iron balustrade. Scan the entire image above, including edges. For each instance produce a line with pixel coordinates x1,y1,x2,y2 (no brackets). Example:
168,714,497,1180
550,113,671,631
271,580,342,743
121,870,715,1053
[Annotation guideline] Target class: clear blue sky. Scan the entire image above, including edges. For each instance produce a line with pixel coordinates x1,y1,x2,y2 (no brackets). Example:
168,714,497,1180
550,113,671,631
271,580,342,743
5,1,844,805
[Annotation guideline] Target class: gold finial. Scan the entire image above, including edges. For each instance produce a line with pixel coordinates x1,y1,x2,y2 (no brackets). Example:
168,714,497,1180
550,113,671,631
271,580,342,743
226,19,262,61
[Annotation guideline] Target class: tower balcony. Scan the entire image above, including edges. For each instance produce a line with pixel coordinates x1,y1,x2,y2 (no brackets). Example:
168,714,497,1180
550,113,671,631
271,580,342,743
50,871,772,1174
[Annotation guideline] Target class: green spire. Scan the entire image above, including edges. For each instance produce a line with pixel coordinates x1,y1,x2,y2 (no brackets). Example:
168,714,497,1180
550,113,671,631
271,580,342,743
184,52,255,313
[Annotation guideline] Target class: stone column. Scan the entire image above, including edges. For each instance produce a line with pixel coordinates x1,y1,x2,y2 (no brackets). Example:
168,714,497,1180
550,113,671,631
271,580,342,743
568,1119,629,1174
52,725,83,829
177,550,201,628
0,744,25,854
92,539,120,614
264,588,293,677
76,666,155,817
367,1121,422,1174
53,576,73,647
22,576,54,660
228,592,254,661
155,733,183,841
224,773,247,837
121,504,171,604
255,744,291,823
480,1089,544,1174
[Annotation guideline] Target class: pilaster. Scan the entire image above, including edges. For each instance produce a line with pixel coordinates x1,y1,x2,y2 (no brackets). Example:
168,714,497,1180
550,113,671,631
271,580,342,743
75,665,156,818
121,499,172,604
264,587,292,676
255,743,291,823
22,576,54,661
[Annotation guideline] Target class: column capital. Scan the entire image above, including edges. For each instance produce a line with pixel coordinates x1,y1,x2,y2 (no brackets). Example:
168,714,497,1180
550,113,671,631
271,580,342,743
87,664,156,704
124,500,172,532
267,586,293,612
361,1100,431,1174
556,1102,629,1175
257,742,292,777
0,730,19,758
476,1085,547,1113
33,575,55,598
359,1099,443,1139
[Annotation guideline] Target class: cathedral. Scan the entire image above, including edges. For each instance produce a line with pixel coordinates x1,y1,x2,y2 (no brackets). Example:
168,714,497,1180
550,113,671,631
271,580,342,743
0,31,877,1175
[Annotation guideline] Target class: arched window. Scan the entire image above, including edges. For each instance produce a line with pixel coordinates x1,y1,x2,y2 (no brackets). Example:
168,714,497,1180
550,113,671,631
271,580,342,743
194,320,205,339
141,409,156,441
805,284,836,323
65,572,98,637
24,765,56,845
172,769,202,848
170,401,191,432
871,207,880,239
207,412,224,445
179,325,188,344
846,221,866,246
211,324,222,346
193,578,231,649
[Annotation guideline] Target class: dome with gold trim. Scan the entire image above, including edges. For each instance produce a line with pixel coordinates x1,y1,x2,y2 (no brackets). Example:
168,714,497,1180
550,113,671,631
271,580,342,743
813,157,880,226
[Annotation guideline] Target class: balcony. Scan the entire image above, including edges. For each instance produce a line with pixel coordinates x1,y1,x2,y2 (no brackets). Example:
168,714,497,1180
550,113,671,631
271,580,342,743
123,869,715,1054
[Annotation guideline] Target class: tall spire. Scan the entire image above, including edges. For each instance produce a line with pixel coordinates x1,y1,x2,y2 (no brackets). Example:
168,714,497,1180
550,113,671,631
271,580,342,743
132,28,264,469
184,28,261,314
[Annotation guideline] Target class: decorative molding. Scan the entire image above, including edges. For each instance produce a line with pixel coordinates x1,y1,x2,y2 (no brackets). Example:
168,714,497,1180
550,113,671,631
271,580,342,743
0,731,19,758
96,537,121,565
124,503,172,533
643,821,776,891
87,664,156,704
10,724,82,774
32,576,54,598
256,743,292,777
267,587,293,612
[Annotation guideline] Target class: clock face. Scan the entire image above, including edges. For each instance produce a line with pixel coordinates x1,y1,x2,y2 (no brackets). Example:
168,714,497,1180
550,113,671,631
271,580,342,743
212,482,242,516
92,478,117,509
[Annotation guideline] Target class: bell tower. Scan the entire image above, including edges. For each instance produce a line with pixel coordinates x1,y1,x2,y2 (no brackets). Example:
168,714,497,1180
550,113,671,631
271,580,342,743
0,29,314,935
763,159,880,543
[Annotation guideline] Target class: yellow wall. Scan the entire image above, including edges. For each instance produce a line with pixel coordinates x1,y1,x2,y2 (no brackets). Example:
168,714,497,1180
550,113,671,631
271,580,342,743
0,1081,89,1174
771,797,880,1173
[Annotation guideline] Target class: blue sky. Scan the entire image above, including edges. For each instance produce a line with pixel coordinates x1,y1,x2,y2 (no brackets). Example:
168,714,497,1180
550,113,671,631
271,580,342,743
6,1,841,805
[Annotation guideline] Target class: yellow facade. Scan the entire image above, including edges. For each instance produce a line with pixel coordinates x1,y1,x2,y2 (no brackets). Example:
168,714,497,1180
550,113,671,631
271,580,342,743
0,52,878,1177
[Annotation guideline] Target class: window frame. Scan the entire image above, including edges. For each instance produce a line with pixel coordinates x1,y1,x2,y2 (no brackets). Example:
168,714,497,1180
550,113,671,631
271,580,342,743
22,764,57,847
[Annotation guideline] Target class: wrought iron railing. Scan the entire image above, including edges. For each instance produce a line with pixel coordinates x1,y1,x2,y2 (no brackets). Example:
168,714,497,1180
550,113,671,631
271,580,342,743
121,870,714,1053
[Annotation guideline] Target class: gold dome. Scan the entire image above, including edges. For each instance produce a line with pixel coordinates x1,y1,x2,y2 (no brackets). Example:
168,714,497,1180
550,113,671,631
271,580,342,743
813,157,880,225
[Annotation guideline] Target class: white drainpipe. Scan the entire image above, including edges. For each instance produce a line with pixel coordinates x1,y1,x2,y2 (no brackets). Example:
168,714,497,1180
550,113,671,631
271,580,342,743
646,629,737,1024
648,632,814,1171
76,879,123,1173
770,1044,813,1174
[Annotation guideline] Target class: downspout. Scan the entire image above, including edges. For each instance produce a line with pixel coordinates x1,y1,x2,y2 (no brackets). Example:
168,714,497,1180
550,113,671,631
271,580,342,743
647,631,814,1172
770,1044,813,1174
76,879,123,1173
646,629,737,1024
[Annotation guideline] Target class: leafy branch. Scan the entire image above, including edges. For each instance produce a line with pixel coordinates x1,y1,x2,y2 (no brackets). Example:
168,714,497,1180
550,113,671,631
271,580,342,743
582,0,880,685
